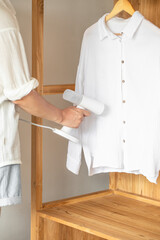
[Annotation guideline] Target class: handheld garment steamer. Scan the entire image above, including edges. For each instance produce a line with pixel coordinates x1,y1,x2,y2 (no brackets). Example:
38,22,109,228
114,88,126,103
61,89,105,138
19,89,105,143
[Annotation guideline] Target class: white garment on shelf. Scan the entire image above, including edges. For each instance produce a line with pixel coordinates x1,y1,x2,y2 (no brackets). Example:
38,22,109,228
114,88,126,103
0,0,39,167
66,10,160,184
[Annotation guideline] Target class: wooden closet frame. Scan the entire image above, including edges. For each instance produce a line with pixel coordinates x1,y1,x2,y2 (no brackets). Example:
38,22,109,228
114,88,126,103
31,1,160,239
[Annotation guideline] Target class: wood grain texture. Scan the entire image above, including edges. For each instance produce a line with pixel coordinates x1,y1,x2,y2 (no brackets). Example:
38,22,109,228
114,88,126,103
43,219,104,240
38,192,160,240
43,84,75,95
31,0,44,239
110,0,160,201
114,0,160,26
31,1,160,239
114,0,140,18
105,0,135,22
113,173,160,201
42,190,113,209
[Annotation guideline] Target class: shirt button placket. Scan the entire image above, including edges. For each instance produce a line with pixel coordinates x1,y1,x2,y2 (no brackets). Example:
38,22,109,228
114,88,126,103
120,36,127,157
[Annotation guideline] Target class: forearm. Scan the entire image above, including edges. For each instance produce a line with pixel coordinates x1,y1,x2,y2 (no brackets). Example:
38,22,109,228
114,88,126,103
13,90,63,123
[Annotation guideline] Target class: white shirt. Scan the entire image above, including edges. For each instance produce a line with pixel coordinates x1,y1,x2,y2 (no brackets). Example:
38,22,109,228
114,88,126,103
0,0,39,167
66,10,160,184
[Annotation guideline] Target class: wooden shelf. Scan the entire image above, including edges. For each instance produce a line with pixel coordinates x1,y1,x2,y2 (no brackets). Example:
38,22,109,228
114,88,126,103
38,190,160,240
31,1,160,239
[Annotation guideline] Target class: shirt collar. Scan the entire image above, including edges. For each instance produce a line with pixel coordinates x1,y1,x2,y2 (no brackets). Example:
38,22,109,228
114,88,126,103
98,10,144,40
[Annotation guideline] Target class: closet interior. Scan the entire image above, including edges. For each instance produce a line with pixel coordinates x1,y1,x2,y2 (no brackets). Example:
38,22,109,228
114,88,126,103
31,0,160,239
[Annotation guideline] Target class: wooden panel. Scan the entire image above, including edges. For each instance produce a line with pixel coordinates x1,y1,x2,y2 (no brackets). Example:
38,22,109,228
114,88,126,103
43,84,75,95
31,0,44,239
110,0,160,200
110,173,160,201
38,193,160,240
43,219,104,240
114,0,160,26
32,1,160,239
37,217,44,240
138,0,160,27
42,190,113,209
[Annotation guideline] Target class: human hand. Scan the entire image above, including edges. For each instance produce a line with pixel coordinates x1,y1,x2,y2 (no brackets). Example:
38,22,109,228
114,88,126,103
57,106,91,128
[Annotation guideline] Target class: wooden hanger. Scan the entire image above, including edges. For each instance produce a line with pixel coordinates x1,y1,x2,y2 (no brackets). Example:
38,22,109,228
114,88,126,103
105,0,135,35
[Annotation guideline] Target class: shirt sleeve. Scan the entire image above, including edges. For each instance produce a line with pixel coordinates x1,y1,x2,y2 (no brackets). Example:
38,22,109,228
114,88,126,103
66,31,87,174
0,28,39,101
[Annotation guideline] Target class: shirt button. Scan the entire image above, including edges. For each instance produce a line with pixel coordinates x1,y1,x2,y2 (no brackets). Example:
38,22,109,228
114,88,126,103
121,60,124,63
123,139,125,143
122,80,125,83
122,100,126,103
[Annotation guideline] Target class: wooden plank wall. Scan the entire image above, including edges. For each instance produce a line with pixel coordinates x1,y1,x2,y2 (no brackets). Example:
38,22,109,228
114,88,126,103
109,0,160,201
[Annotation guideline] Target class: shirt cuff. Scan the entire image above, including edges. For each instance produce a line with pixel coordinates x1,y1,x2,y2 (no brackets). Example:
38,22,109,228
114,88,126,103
3,77,39,101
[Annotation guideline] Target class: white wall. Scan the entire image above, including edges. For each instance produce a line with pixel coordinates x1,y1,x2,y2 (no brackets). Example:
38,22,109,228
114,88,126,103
0,0,113,239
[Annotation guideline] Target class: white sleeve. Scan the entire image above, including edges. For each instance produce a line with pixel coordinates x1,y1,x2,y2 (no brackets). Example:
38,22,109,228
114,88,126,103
66,31,87,174
0,28,39,101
